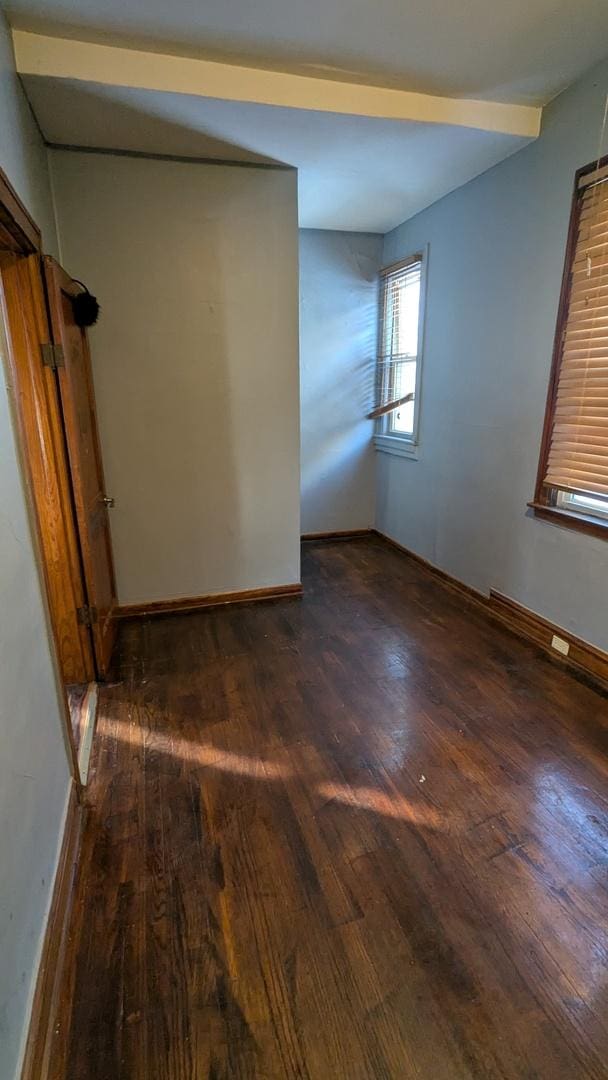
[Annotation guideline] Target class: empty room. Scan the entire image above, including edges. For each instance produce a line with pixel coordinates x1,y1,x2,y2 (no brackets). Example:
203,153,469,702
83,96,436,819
1,1,608,1077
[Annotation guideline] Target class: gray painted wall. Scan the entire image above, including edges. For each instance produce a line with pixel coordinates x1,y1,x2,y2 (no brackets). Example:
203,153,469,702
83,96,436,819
0,10,71,1079
299,229,382,534
378,57,608,651
50,151,301,604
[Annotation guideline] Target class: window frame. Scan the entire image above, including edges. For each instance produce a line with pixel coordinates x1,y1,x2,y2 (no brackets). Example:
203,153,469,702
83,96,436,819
530,155,608,540
373,246,428,459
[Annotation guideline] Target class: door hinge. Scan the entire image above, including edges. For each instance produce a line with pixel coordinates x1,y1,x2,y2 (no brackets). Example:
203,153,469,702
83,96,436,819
77,604,98,627
40,343,64,370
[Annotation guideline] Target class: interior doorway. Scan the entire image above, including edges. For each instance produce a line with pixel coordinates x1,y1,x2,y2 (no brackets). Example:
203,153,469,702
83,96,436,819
0,167,117,782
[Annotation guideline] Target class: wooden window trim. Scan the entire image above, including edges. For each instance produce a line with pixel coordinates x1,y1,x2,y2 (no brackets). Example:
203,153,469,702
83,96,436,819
527,500,608,541
531,154,608,539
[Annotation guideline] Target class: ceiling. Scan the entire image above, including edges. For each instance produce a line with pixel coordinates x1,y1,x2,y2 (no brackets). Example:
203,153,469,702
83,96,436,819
10,1,608,232
7,0,608,105
22,76,531,233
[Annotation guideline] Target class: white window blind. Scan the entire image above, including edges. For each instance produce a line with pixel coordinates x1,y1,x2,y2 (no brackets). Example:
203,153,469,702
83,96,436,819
543,169,608,501
371,255,422,431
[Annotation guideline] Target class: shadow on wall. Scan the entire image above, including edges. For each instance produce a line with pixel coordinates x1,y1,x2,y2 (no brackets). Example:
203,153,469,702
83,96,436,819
28,75,284,165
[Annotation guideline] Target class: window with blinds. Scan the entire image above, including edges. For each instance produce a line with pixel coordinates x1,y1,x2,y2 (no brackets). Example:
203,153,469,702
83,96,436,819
534,158,608,534
371,253,426,448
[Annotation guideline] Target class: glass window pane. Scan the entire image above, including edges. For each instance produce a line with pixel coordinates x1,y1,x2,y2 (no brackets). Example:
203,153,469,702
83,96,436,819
560,491,608,519
392,400,415,434
394,274,420,357
389,360,416,435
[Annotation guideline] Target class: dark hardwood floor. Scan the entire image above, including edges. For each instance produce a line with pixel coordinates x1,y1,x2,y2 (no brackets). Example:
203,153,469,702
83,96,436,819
51,537,608,1079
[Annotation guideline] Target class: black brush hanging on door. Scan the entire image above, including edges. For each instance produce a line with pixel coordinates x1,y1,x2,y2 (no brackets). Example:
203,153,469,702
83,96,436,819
71,279,100,327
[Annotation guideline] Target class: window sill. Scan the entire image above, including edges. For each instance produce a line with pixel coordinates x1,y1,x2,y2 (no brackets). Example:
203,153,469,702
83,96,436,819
527,501,608,541
374,434,419,460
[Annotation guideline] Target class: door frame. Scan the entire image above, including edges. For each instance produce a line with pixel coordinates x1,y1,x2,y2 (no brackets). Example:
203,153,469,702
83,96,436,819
0,165,85,787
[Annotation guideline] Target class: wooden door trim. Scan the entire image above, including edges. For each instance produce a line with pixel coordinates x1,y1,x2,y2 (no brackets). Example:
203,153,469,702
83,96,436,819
1,253,95,682
0,180,86,787
0,254,89,787
0,166,41,253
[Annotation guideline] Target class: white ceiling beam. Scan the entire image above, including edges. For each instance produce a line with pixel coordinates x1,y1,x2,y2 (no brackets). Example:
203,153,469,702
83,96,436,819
13,31,541,138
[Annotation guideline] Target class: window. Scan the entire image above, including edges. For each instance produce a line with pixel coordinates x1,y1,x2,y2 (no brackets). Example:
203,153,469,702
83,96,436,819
558,491,608,520
532,157,608,537
371,251,427,457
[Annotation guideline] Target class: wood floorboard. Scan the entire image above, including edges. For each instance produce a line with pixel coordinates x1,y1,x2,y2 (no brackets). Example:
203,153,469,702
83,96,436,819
50,536,608,1079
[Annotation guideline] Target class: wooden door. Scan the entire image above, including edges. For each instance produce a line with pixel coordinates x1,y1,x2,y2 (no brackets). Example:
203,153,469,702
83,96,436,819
43,257,117,678
0,252,95,685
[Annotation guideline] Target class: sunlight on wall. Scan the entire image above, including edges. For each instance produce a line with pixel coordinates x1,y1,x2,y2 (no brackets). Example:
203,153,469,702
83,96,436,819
299,229,383,533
